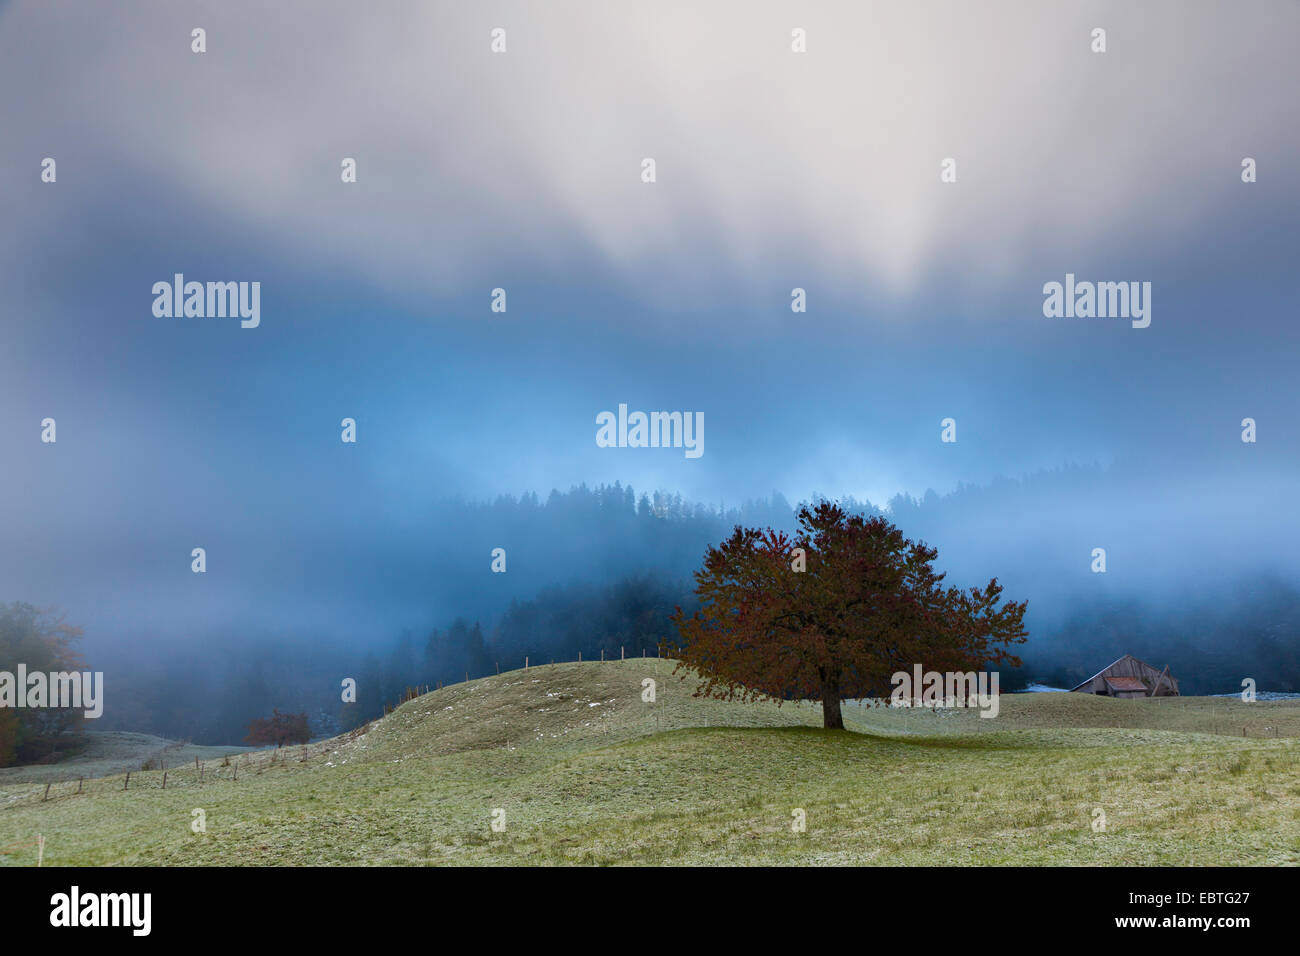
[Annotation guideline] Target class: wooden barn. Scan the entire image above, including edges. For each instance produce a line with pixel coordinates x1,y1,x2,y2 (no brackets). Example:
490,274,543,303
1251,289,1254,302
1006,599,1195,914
1070,654,1180,698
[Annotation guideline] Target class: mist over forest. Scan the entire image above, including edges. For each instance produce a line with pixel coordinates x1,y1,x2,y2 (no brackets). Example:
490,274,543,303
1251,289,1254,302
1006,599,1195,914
34,464,1294,745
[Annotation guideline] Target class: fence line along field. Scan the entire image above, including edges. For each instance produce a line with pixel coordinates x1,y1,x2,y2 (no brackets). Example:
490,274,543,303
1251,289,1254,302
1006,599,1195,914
2,660,1298,866
0,731,256,787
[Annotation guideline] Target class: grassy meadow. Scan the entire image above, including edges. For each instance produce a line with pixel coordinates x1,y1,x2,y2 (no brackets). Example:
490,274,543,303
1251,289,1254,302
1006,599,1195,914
2,659,1298,865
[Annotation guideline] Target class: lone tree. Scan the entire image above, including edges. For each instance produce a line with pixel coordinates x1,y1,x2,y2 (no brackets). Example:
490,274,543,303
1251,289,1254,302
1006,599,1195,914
668,503,1027,729
244,709,311,748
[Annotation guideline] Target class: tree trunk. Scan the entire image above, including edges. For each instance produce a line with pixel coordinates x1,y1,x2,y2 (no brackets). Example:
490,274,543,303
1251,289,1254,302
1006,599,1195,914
821,675,844,730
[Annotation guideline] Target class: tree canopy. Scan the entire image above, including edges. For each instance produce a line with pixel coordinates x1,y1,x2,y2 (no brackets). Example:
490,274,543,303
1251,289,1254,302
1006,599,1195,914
669,503,1028,728
244,708,311,748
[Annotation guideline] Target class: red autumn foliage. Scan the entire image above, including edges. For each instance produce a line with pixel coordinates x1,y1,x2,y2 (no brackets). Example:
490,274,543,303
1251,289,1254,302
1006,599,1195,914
244,708,311,748
667,503,1027,729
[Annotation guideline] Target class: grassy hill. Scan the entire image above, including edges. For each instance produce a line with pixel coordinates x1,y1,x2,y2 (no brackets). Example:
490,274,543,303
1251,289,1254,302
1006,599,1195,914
0,732,253,787
2,659,1298,865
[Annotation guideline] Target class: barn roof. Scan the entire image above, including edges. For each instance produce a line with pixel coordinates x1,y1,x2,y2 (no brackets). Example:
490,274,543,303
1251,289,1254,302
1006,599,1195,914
1103,676,1147,692
1069,654,1170,693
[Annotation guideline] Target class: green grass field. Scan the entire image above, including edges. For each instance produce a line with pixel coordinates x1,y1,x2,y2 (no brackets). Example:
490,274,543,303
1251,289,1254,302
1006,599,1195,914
3,660,1298,865
0,732,253,787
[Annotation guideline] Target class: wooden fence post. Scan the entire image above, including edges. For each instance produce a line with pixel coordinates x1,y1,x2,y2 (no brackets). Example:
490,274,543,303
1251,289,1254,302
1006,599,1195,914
77,777,83,794
162,770,167,789
124,772,130,790
42,783,50,802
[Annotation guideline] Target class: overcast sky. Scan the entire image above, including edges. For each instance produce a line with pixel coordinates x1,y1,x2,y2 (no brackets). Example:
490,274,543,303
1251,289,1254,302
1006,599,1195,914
2,0,1297,646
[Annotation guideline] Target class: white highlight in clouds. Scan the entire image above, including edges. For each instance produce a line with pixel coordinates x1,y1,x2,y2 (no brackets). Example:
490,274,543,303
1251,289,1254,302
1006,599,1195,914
0,1,1295,324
